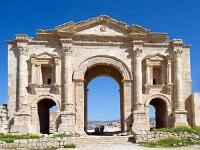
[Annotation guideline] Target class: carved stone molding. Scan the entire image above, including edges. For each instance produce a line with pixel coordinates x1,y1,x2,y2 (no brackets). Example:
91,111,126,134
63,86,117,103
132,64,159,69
144,84,150,94
62,46,73,55
174,48,183,57
74,80,85,86
166,84,173,95
54,59,60,65
74,55,132,81
134,48,143,57
122,80,132,87
17,46,28,56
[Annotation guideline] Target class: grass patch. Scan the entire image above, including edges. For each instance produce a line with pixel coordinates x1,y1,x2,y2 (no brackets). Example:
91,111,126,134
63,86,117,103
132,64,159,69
139,136,200,148
151,125,200,134
63,143,76,148
52,133,72,139
0,134,41,143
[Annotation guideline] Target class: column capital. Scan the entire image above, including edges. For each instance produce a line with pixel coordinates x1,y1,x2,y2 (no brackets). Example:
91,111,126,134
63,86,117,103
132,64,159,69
174,48,183,55
62,46,73,55
134,48,143,57
17,45,28,56
121,79,132,87
54,58,60,65
145,59,150,66
30,57,36,64
74,79,85,86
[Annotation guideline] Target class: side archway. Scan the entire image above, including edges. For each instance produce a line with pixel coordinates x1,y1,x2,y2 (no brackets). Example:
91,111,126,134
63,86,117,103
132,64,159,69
31,95,61,110
31,95,61,134
145,94,171,129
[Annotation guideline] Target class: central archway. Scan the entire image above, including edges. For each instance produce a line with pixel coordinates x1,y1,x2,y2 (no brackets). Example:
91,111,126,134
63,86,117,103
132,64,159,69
73,56,133,134
84,65,123,134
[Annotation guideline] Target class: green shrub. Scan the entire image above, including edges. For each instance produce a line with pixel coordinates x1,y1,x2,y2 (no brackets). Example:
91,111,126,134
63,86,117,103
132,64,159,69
151,128,170,132
63,143,76,148
0,134,41,143
151,125,199,134
52,133,72,138
139,136,195,148
192,126,200,133
171,125,192,133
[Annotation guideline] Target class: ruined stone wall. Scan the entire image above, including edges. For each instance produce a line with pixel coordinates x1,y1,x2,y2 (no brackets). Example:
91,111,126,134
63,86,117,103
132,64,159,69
0,105,8,134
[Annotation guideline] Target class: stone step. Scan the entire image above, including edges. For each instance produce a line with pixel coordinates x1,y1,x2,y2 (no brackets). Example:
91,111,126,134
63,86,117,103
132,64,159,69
75,136,135,147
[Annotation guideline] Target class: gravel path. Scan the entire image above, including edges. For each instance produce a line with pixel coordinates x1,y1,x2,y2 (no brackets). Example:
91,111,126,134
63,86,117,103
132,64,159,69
58,144,200,150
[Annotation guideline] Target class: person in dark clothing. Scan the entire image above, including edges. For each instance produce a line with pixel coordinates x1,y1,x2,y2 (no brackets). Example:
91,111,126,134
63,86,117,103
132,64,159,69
100,125,105,135
95,126,100,135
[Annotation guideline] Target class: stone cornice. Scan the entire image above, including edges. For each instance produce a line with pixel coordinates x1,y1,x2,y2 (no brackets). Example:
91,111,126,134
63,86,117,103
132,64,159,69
6,15,191,48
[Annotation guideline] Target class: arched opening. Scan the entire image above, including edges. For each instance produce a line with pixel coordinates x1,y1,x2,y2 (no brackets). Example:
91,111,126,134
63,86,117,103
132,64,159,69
149,105,156,129
38,99,56,134
84,65,123,135
149,98,168,129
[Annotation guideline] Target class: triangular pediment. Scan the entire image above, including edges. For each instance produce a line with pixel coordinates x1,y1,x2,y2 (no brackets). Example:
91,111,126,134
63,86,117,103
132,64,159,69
36,52,57,59
55,15,149,36
146,53,166,61
76,23,128,36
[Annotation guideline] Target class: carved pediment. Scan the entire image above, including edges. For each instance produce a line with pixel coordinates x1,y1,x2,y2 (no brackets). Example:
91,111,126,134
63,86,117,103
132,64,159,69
33,52,58,59
145,53,166,61
34,15,169,43
76,24,128,36
56,15,131,36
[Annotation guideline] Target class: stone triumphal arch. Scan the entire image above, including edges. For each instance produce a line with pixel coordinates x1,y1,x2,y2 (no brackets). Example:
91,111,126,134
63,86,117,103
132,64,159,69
3,15,200,134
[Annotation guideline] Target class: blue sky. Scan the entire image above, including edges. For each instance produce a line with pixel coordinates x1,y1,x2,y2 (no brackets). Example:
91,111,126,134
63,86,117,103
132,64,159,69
1,0,200,121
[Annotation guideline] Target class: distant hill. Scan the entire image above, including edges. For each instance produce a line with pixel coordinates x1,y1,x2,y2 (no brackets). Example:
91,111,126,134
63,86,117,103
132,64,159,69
150,117,155,121
88,119,120,124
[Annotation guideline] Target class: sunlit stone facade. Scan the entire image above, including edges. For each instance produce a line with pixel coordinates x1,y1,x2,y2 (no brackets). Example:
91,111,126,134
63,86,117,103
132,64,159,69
4,15,200,134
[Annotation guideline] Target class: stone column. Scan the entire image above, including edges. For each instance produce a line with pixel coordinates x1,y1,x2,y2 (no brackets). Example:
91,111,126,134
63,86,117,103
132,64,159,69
132,42,148,133
10,45,33,134
133,48,143,110
18,46,29,111
167,59,172,85
62,46,73,112
174,48,188,126
74,80,85,135
161,64,165,85
54,58,60,84
122,80,132,131
174,49,184,111
31,57,36,84
150,66,153,85
146,63,150,85
58,46,75,133
145,59,150,94
166,58,173,94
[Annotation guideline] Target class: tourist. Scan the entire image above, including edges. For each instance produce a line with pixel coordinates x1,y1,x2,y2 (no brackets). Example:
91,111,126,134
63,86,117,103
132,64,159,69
100,125,105,135
95,126,100,135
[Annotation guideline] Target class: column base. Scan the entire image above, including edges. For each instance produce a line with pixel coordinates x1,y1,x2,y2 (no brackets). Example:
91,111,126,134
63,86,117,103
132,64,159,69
132,110,148,133
173,110,188,127
10,111,36,134
58,112,76,134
